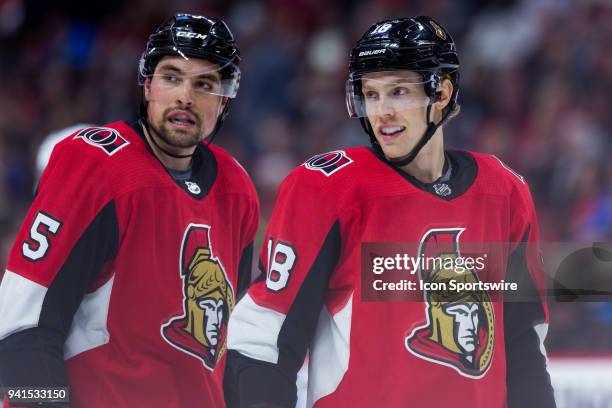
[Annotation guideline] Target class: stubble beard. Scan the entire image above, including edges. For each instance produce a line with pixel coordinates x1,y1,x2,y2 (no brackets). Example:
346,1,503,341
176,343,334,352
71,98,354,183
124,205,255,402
150,107,206,149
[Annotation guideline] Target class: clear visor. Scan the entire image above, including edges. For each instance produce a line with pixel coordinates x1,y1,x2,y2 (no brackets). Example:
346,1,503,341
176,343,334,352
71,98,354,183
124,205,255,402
139,57,241,98
345,72,432,118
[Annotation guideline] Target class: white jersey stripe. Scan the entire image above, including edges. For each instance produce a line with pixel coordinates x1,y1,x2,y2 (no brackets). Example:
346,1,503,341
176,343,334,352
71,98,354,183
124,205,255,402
0,270,48,340
228,293,287,364
534,322,550,365
64,276,114,359
307,294,353,407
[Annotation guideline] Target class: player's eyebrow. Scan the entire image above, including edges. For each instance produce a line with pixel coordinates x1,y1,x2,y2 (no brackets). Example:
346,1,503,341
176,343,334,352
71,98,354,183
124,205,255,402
157,63,184,74
363,77,421,88
157,63,221,81
196,73,221,82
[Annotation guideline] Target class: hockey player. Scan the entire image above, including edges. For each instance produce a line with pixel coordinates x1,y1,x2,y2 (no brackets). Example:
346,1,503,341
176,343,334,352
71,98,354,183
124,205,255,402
0,14,258,408
227,16,555,407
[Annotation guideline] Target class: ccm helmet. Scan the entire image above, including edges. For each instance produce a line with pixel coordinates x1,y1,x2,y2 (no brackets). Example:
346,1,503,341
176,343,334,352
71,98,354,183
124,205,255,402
139,14,241,143
347,16,459,166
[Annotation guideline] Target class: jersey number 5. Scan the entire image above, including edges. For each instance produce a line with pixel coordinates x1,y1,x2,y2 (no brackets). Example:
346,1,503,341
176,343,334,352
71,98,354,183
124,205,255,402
22,211,63,261
266,239,297,292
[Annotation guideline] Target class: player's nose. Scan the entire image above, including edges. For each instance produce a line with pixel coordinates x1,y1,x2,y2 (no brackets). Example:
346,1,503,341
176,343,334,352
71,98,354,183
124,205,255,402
176,82,194,106
374,97,395,119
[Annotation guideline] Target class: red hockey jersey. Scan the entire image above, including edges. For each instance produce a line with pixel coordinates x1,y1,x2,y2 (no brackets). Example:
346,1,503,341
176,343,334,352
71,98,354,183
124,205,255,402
0,121,258,407
227,147,554,407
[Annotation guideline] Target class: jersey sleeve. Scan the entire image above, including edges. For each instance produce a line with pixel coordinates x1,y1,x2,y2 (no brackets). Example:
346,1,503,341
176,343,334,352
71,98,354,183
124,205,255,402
226,170,341,407
504,180,556,407
0,139,119,388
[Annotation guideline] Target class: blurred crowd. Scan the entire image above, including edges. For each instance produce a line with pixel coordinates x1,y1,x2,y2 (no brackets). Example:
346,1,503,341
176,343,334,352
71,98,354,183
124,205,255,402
0,0,610,352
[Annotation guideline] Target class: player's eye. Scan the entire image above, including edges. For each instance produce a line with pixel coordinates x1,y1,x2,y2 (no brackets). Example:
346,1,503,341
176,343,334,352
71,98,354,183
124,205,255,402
364,90,379,100
194,78,221,94
194,80,212,91
391,86,409,97
161,74,179,84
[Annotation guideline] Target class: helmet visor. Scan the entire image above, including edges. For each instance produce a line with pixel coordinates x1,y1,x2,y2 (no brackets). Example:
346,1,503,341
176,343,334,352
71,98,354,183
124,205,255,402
140,57,240,98
345,71,432,118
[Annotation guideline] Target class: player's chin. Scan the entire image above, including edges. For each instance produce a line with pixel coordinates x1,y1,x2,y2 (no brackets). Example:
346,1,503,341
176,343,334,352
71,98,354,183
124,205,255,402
380,146,411,161
167,127,205,147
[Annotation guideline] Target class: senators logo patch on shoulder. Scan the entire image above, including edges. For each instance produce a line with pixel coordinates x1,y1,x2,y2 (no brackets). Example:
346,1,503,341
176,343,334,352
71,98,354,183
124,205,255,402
303,150,353,176
74,127,129,156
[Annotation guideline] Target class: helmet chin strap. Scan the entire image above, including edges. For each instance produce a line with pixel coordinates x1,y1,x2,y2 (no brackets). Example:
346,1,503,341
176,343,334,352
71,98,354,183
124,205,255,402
384,101,452,168
204,99,231,146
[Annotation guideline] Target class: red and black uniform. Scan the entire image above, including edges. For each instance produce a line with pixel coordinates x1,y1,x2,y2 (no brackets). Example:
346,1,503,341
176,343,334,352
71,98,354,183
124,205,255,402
227,147,555,407
0,121,258,408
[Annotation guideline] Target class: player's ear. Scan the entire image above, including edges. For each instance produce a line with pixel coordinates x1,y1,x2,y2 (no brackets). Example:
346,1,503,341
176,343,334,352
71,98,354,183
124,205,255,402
434,78,453,111
144,77,152,102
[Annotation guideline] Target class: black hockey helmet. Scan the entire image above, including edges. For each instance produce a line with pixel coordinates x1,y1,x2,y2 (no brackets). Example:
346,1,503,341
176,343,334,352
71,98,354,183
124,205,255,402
138,14,241,142
347,16,460,166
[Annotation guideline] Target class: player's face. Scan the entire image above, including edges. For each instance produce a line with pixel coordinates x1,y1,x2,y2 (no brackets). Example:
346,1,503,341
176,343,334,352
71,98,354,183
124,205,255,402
199,297,224,347
361,71,431,160
444,303,480,354
145,56,226,149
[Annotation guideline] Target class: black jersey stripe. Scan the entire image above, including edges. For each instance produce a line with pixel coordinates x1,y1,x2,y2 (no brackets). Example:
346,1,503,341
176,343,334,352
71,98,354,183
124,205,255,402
504,226,556,408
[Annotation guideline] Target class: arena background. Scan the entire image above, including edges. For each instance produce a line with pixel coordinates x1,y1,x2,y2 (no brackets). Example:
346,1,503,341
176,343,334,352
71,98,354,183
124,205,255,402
0,0,610,406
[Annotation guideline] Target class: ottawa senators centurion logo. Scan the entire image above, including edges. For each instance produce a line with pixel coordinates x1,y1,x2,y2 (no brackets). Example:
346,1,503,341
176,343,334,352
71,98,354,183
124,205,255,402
405,228,495,378
161,224,234,371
